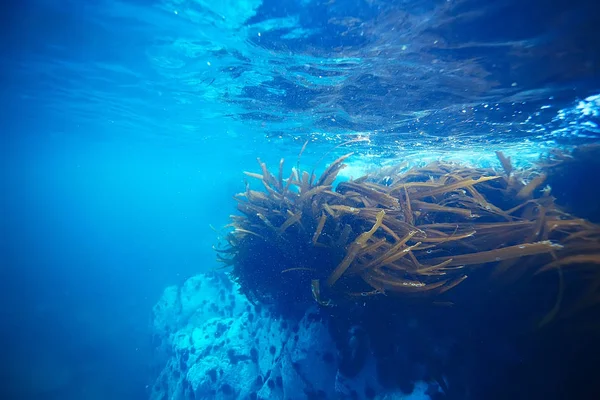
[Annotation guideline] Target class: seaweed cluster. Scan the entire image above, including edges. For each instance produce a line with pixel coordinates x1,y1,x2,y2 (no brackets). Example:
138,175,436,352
215,146,600,323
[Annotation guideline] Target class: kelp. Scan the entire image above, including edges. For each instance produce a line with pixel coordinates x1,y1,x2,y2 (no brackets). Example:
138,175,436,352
327,210,386,286
216,146,600,323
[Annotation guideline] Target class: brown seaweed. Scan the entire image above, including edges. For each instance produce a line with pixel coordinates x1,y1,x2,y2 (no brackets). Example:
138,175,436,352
216,147,600,324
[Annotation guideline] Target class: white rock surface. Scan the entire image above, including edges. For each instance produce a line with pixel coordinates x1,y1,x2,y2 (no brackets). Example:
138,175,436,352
150,272,435,400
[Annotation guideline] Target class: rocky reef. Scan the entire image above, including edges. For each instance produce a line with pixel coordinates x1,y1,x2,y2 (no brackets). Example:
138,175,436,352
150,272,438,400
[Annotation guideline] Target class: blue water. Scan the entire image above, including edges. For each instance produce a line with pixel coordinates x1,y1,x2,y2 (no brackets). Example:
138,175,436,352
1,0,599,399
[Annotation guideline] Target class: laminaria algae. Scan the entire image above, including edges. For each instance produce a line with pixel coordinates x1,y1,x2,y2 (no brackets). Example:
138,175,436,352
215,145,600,325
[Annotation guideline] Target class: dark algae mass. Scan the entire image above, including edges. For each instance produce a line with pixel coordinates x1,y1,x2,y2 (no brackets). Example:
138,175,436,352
216,144,600,399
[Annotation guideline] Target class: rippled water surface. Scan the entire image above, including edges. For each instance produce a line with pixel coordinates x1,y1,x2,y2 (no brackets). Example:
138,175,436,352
5,0,600,162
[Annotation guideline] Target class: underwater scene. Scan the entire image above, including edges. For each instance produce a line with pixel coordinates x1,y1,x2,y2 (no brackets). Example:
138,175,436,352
2,0,600,399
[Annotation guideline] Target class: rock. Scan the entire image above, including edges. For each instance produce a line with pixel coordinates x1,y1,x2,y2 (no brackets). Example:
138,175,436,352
150,272,437,400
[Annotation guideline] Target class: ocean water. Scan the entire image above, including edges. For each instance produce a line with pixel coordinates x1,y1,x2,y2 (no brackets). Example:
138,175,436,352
1,0,599,400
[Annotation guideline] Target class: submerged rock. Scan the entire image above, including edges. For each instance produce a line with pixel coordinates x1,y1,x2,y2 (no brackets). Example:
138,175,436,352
150,272,436,400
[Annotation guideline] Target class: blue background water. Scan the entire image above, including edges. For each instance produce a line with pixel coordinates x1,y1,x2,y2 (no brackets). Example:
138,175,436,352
1,0,599,399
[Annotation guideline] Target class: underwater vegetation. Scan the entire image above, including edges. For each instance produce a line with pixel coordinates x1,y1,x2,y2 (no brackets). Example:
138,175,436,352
216,145,600,320
215,144,600,399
